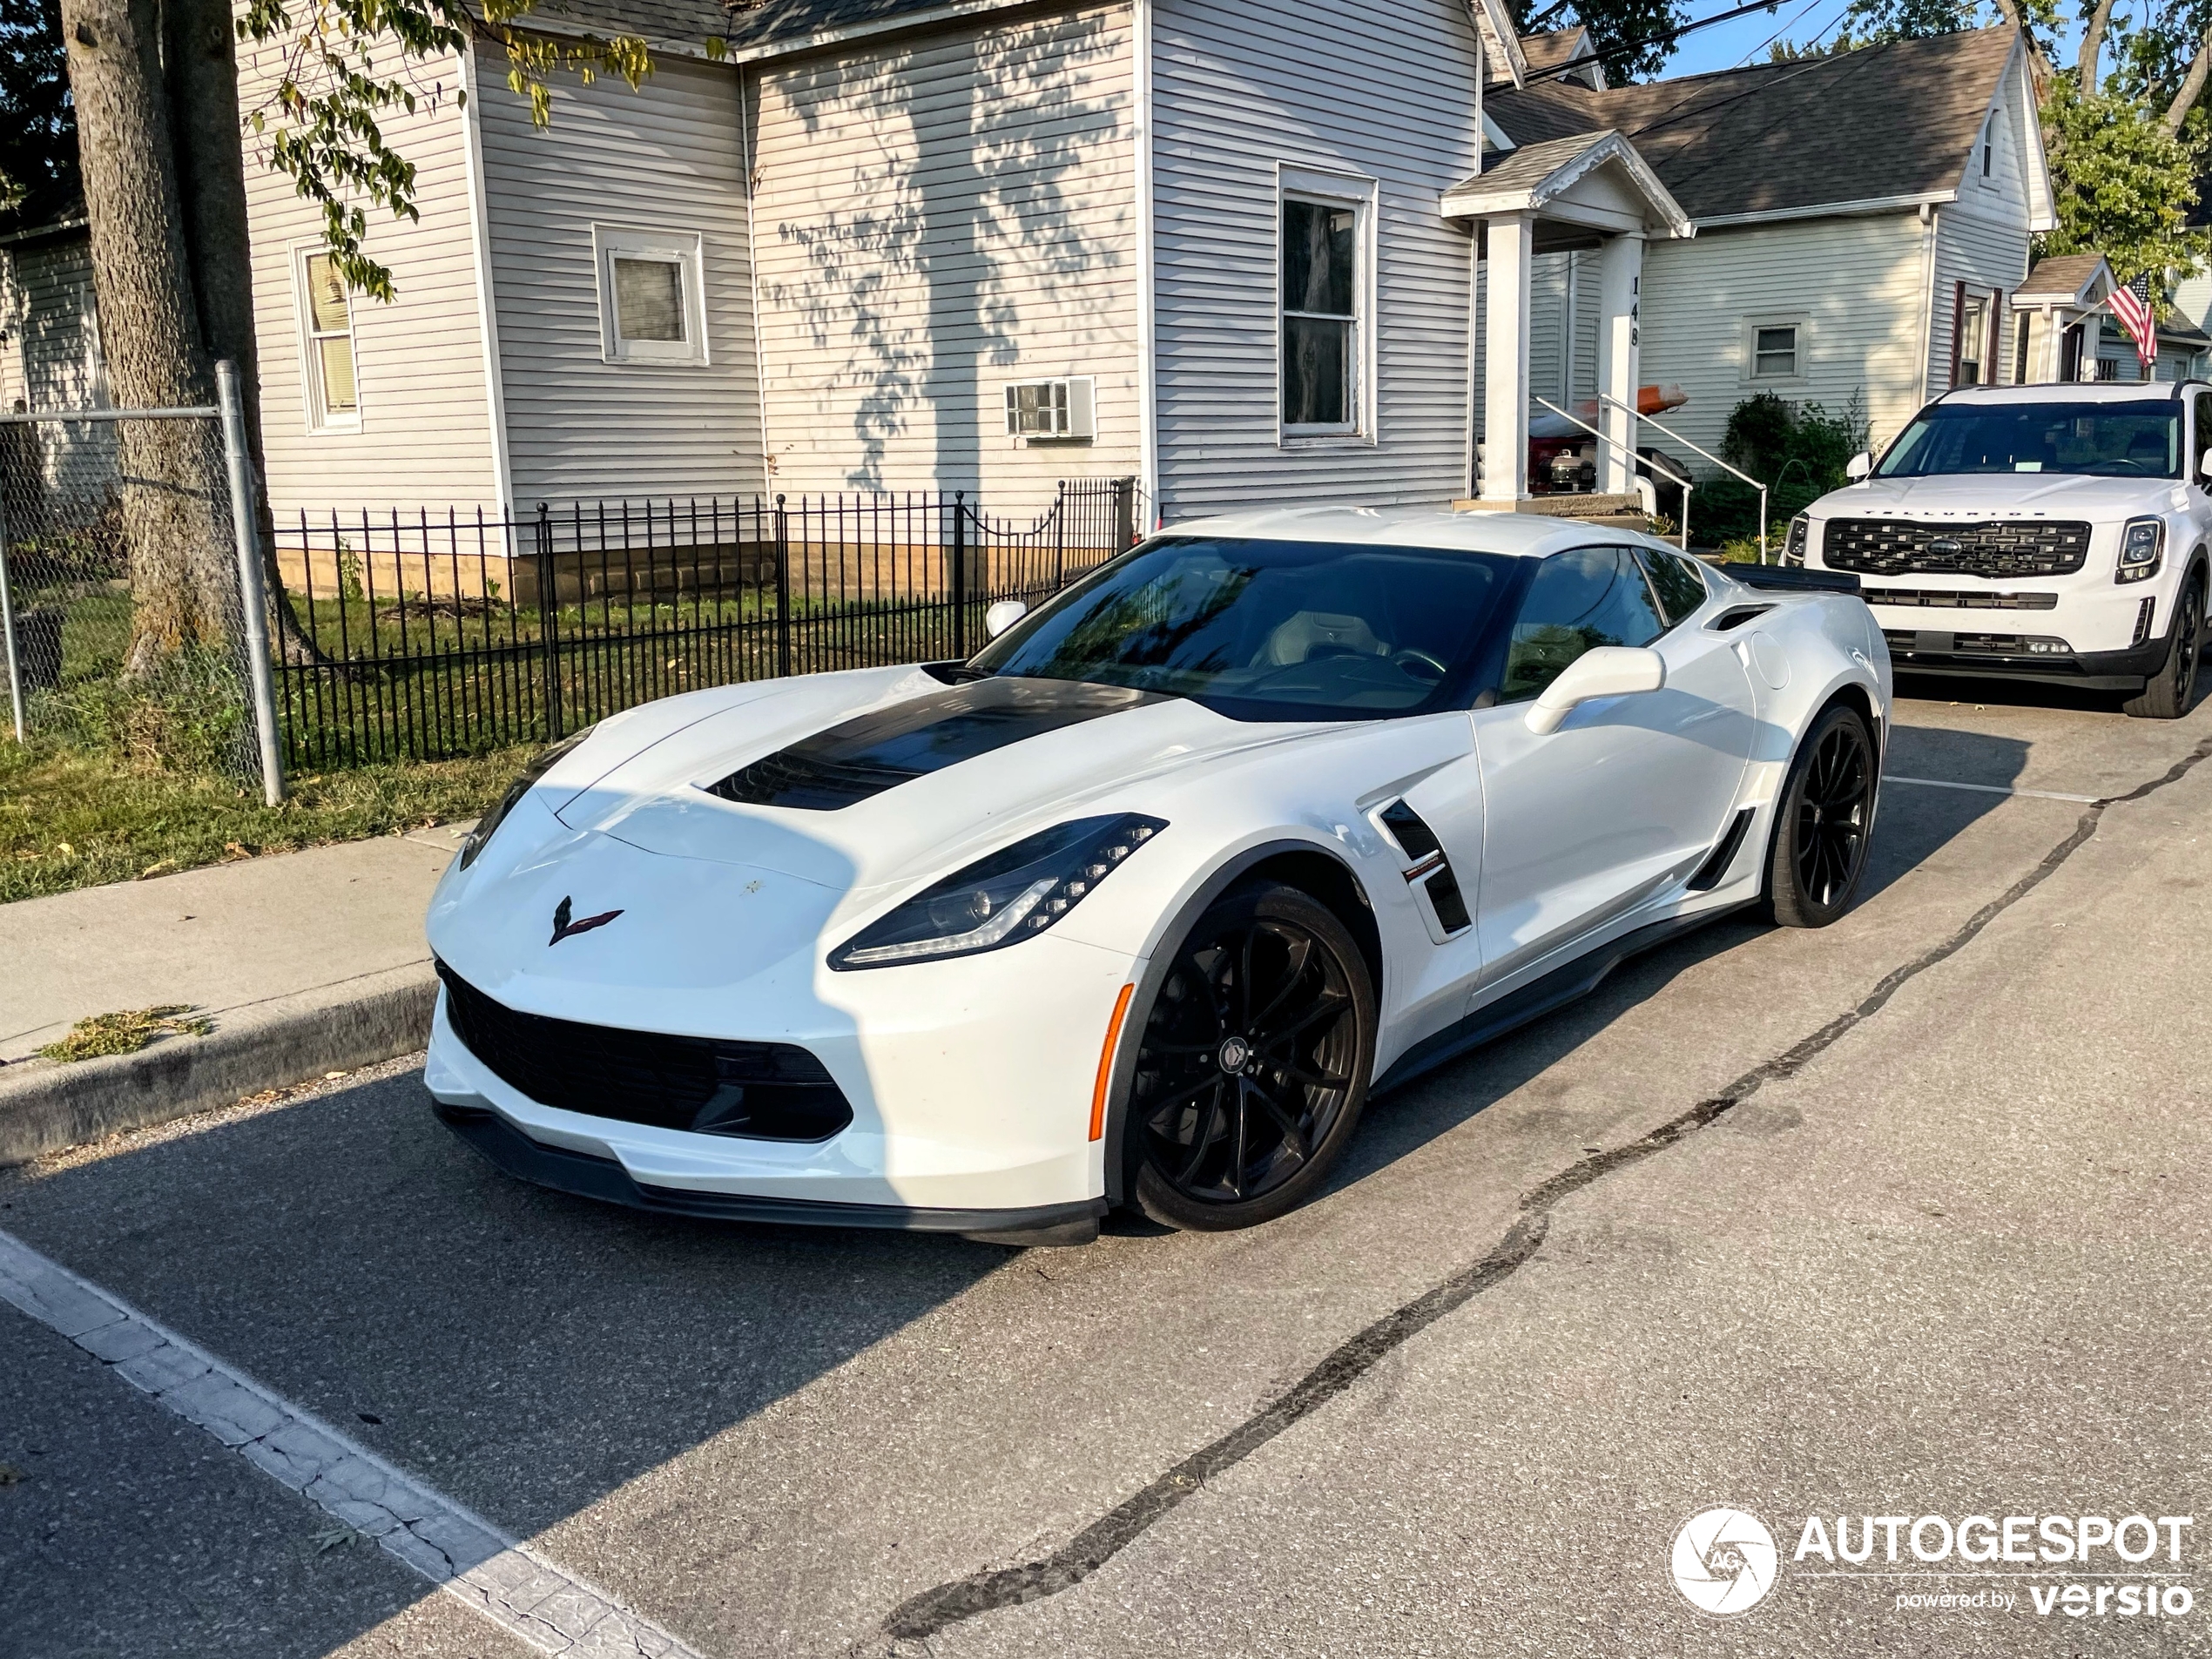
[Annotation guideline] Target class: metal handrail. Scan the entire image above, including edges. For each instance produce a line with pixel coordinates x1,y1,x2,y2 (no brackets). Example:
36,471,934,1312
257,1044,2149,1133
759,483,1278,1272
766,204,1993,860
1531,395,1694,552
0,405,219,423
1595,394,1770,562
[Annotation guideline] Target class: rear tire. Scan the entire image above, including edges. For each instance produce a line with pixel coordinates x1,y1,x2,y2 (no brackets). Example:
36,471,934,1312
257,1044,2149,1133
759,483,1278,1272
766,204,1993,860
2122,573,2203,720
1126,881,1376,1231
1764,703,1877,929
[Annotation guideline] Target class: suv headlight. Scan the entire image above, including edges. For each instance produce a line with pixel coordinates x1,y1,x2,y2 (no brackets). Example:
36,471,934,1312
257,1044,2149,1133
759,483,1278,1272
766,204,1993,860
459,725,597,870
2117,517,2164,583
831,813,1165,969
1785,515,1810,565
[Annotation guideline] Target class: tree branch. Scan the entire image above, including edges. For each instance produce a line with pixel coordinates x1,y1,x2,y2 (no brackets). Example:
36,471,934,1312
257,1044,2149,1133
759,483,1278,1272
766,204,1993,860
2161,24,2212,134
2077,0,2118,87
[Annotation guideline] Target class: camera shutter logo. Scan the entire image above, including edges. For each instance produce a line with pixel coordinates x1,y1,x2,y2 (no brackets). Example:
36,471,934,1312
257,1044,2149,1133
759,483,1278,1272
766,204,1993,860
1670,1507,1779,1615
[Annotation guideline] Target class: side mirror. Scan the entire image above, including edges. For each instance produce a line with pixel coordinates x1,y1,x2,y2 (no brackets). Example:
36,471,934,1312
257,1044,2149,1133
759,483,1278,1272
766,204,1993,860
2198,446,2212,481
983,598,1028,639
1845,452,1873,482
1525,646,1666,735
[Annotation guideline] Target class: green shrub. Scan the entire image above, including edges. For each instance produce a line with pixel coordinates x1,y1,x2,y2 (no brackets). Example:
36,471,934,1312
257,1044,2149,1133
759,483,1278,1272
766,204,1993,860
1695,391,1871,548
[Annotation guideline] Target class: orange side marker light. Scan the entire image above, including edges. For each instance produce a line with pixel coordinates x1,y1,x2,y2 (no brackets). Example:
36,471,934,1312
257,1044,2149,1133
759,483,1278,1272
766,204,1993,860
1089,982,1136,1143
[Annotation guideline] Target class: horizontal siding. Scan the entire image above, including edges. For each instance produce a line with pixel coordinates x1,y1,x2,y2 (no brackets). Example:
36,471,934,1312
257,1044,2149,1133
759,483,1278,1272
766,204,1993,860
478,49,765,508
1930,207,2031,393
1634,213,1932,469
748,5,1139,515
1150,0,1481,516
0,236,118,490
239,40,501,519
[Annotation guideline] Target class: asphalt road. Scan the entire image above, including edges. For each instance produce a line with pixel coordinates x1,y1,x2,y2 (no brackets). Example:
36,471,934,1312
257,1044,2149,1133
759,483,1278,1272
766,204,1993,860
4,671,2209,1659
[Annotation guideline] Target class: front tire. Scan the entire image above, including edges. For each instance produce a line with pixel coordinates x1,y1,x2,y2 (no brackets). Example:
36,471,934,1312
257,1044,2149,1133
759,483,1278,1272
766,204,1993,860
2122,573,2204,720
1126,882,1376,1231
1764,702,1877,929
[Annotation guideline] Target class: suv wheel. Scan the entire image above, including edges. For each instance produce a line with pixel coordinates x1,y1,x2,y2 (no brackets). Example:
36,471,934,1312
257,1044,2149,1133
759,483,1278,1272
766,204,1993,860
2123,573,2204,720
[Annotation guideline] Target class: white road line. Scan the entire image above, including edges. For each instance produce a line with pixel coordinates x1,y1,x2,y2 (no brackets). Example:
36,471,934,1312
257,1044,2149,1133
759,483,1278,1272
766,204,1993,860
0,1226,703,1659
1882,774,2103,805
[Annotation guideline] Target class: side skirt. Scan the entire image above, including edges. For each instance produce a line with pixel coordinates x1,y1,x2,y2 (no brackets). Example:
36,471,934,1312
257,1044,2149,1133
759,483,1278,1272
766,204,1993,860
1370,901,1754,1099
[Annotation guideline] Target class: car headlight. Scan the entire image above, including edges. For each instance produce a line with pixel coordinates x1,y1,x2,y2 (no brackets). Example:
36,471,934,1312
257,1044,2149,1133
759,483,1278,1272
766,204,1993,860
2117,517,2164,584
830,813,1166,969
458,725,597,870
1785,515,1810,565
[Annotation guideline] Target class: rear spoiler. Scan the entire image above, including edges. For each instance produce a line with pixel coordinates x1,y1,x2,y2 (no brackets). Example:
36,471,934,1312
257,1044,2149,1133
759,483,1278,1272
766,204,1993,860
1722,563,1861,597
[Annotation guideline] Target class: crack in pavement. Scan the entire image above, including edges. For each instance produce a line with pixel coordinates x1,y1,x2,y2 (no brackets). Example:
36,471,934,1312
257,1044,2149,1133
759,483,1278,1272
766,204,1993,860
0,1229,701,1658
881,735,2212,1645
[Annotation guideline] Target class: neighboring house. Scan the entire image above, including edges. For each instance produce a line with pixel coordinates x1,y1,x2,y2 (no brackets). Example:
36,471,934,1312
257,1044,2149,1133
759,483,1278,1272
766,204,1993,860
1482,25,2054,472
237,0,1544,529
0,212,118,508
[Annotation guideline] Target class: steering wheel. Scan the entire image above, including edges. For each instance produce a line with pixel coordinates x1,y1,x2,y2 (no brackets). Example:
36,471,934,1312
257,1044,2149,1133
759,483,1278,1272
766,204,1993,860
1390,648,1448,685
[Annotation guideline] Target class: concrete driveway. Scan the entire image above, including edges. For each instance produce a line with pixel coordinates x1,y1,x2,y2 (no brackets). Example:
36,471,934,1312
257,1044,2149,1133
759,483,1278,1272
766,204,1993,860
3,672,2209,1658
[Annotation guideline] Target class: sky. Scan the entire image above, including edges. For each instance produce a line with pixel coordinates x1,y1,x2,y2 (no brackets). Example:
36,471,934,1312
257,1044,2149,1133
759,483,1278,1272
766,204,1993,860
1654,0,2090,81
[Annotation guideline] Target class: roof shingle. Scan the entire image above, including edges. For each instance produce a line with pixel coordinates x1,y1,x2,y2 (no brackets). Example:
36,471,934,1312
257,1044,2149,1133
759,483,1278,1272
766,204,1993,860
1487,26,2018,222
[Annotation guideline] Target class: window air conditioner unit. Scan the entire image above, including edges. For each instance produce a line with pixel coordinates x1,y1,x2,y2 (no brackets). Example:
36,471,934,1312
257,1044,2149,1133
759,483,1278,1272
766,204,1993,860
1004,376,1096,441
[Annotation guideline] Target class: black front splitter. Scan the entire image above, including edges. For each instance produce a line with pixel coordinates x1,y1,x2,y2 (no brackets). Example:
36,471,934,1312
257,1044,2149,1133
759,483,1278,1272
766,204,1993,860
433,1100,1104,1245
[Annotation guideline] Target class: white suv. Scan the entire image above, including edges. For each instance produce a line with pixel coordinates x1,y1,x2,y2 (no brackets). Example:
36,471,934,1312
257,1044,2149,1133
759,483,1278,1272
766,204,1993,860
1790,381,2209,718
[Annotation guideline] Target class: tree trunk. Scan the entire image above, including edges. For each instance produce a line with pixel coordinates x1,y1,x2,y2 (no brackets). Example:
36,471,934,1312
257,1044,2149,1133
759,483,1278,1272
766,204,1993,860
2163,29,2212,135
2077,0,2118,88
57,0,226,676
160,0,327,666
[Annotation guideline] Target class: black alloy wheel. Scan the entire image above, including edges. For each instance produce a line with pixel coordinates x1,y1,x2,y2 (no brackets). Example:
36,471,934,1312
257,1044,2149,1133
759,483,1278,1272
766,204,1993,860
2124,574,2204,720
1766,703,1877,929
1127,882,1376,1231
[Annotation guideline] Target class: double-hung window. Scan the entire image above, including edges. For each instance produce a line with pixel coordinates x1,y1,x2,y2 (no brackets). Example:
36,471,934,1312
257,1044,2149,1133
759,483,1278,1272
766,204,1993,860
1751,323,1799,380
592,226,708,366
296,250,359,430
1281,195,1363,436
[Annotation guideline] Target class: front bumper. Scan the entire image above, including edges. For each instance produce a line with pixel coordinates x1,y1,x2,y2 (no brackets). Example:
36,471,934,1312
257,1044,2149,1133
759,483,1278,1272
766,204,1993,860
1880,625,2175,691
421,923,1137,1224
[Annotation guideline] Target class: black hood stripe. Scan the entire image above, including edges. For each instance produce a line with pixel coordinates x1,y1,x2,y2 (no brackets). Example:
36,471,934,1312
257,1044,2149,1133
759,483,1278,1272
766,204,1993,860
706,678,1164,811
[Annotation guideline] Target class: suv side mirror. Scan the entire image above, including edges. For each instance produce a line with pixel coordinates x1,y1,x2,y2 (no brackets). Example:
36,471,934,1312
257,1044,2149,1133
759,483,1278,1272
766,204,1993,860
983,599,1028,639
1845,452,1873,481
2198,446,2212,482
1525,646,1667,735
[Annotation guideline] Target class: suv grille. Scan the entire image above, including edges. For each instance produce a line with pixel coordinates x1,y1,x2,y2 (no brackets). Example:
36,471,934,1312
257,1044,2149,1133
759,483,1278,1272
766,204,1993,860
1823,519,2092,579
437,962,853,1141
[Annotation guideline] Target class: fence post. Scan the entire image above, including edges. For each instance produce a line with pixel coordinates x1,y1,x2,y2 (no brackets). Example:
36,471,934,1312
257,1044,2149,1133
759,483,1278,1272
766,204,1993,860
773,494,791,678
537,502,562,739
0,490,21,744
952,492,968,658
1113,475,1136,550
216,361,287,804
1054,480,1066,590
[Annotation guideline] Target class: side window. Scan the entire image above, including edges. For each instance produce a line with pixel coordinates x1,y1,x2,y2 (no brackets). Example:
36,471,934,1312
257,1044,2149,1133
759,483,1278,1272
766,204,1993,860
1281,195,1363,435
1636,546,1708,626
2195,392,2212,488
591,225,708,366
295,251,359,431
1500,547,1665,703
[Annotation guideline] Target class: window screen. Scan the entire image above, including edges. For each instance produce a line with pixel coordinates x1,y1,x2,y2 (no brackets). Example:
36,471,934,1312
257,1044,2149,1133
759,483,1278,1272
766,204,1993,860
613,257,685,344
1282,199,1358,429
1501,548,1665,702
1753,326,1797,379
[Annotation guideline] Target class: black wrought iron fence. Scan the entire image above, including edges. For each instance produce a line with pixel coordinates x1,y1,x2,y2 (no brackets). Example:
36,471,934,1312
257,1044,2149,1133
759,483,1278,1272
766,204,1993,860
272,477,1140,770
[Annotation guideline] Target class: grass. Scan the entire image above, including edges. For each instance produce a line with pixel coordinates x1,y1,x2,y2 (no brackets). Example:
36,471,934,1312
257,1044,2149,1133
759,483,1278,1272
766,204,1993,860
0,737,536,904
38,1005,212,1063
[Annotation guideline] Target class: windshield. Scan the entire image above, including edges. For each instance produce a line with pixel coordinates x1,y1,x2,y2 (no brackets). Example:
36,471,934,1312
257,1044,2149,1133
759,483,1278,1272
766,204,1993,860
969,536,1515,721
1876,399,2181,479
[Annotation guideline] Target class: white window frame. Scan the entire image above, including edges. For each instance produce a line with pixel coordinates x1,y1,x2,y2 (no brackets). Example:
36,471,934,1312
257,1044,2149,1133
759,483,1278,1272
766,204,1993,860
1977,111,1998,186
1277,165,1378,447
591,225,709,367
1743,316,1806,384
292,244,361,434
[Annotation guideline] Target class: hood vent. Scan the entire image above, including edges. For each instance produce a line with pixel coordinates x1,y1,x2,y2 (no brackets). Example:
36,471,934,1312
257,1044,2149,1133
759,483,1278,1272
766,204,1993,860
706,678,1163,811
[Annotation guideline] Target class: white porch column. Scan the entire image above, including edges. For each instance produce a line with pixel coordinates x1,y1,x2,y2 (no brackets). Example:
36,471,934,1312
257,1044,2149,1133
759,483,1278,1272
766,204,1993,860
1595,230,1644,496
1481,212,1534,503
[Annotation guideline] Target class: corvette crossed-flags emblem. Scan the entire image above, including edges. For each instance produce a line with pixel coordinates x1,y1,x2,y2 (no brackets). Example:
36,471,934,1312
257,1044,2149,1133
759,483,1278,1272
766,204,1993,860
549,895,624,946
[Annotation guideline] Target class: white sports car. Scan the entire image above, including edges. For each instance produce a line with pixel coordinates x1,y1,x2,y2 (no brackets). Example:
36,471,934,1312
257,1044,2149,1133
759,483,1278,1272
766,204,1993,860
425,508,1887,1244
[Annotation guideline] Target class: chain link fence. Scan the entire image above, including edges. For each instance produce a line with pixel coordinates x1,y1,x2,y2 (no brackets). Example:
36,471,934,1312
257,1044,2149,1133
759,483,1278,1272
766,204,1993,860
0,366,284,802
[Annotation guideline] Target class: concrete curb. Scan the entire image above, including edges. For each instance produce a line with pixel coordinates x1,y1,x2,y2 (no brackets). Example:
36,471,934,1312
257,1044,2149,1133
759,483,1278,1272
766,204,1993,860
0,962,436,1165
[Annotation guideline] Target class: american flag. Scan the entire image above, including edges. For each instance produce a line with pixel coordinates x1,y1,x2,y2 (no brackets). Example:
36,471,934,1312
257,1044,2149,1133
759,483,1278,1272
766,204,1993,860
2108,275,2157,368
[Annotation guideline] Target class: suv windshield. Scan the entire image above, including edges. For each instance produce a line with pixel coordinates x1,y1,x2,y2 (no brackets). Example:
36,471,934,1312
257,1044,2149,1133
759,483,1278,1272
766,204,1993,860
1877,399,2182,479
969,536,1515,721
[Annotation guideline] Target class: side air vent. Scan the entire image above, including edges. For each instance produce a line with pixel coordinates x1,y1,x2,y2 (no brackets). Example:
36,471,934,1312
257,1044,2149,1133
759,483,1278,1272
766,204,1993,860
1687,807,1755,892
1709,604,1774,632
1377,799,1470,936
2134,597,2157,647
